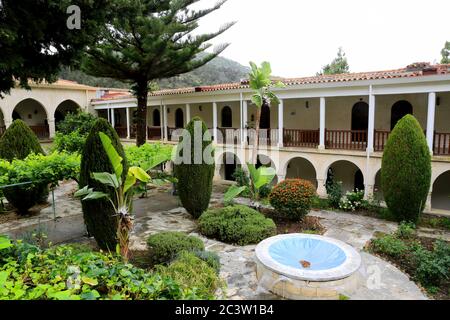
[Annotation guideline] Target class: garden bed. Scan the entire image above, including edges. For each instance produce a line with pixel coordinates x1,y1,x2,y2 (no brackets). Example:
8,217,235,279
261,208,326,235
366,227,450,300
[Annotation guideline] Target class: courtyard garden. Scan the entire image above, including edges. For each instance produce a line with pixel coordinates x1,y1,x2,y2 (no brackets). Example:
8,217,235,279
0,108,448,301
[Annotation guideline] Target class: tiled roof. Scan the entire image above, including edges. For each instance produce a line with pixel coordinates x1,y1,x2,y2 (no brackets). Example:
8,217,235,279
96,62,450,101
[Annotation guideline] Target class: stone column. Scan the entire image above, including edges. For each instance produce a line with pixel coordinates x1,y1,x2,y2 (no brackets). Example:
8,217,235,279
278,99,284,148
364,184,375,200
425,191,433,212
48,117,56,139
4,117,12,128
110,108,115,128
276,174,285,184
319,97,326,150
426,92,436,154
316,178,328,198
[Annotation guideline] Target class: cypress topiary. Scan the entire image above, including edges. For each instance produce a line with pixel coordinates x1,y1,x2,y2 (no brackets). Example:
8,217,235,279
79,118,128,250
0,120,48,214
174,117,214,218
0,119,44,161
381,115,431,223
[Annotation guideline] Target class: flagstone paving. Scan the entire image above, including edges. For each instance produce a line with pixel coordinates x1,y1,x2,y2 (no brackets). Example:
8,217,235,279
2,181,444,300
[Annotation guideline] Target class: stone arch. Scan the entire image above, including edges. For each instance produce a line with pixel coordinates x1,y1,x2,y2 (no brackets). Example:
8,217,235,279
391,100,413,130
54,99,80,125
325,160,365,193
13,98,49,138
431,171,450,211
285,157,318,189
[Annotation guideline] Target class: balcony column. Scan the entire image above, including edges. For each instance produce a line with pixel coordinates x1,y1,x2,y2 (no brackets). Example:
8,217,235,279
159,105,164,140
110,108,115,128
107,108,111,122
213,102,218,144
163,105,168,142
367,89,376,153
48,117,56,139
426,92,436,154
126,107,131,139
319,97,326,150
242,100,248,146
186,103,191,124
278,99,284,148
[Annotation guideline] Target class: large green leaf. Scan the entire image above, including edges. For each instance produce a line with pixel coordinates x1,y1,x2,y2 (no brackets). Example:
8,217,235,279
224,185,248,204
82,191,109,201
99,132,123,178
254,166,276,190
0,236,12,250
247,163,260,185
73,186,93,198
91,172,119,189
123,173,137,195
142,153,171,172
251,93,263,108
129,167,151,183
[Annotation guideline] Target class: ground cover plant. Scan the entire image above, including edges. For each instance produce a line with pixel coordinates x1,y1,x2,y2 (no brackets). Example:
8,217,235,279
368,223,450,299
0,235,208,300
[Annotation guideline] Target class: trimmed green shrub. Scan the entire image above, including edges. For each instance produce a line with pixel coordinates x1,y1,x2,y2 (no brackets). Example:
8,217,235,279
0,120,48,214
198,205,276,245
79,118,128,251
192,250,221,274
0,237,206,300
412,240,450,287
156,251,222,299
146,232,204,265
0,120,44,161
326,180,343,209
381,115,431,223
174,117,214,218
371,234,408,258
269,179,316,220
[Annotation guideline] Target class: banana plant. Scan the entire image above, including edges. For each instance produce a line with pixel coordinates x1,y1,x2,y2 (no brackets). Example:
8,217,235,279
74,132,150,261
224,163,276,205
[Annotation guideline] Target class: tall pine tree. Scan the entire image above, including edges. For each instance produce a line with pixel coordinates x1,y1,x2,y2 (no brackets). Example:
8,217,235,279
82,0,234,146
318,47,350,76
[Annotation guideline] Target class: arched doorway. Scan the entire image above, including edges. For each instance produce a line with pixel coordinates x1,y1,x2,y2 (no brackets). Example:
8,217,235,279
13,98,49,139
285,157,318,189
221,153,240,181
221,106,232,128
55,100,80,125
327,160,364,194
391,100,413,130
153,109,161,127
175,108,184,128
431,171,450,211
260,103,271,129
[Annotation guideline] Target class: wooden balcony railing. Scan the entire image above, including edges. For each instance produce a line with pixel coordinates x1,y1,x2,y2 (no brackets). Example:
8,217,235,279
217,127,239,144
247,129,279,146
374,130,391,152
284,129,319,148
325,130,367,151
434,132,450,156
30,125,50,140
114,126,128,139
147,127,162,140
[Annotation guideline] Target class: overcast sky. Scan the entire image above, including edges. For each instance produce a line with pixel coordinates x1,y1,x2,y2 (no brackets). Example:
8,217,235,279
193,0,450,78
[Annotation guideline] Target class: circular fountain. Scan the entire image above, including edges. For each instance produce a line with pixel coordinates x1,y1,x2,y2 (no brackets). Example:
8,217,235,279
255,234,362,300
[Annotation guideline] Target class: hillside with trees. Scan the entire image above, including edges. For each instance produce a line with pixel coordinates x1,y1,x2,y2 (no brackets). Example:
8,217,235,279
59,55,250,90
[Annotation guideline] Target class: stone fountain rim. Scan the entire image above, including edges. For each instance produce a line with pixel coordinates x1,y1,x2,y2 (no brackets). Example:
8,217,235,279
255,233,361,282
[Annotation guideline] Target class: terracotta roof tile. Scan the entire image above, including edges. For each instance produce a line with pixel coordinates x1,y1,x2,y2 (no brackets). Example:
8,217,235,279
96,63,450,101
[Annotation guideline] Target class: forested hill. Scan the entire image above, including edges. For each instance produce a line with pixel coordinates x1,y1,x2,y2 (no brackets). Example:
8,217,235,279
58,55,250,90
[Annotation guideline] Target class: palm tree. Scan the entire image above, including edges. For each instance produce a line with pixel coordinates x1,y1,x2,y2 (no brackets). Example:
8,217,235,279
248,62,284,164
